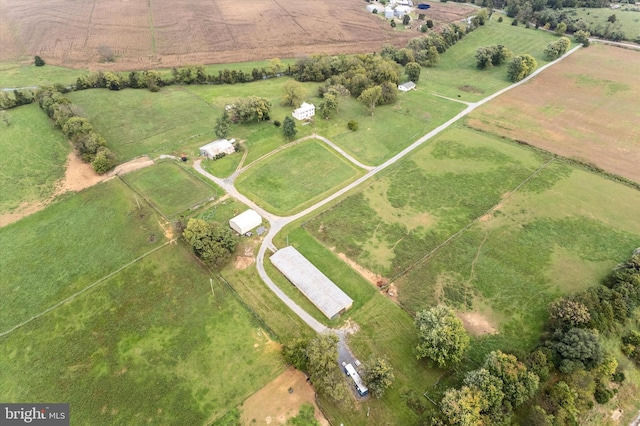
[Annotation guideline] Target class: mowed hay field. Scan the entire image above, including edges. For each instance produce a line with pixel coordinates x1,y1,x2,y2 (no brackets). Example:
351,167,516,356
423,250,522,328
0,0,423,70
468,44,640,182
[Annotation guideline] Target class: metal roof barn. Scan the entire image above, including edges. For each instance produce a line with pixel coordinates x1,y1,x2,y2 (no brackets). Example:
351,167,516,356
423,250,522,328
229,209,262,235
270,246,353,320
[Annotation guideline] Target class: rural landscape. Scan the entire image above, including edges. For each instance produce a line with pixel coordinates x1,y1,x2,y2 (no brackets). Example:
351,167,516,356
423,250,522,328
1,0,640,425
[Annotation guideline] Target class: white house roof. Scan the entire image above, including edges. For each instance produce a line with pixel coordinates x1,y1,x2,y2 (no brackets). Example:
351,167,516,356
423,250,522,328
270,246,353,320
199,139,235,158
398,81,416,91
229,209,262,235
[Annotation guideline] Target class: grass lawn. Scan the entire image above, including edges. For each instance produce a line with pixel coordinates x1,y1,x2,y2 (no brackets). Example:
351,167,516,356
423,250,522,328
0,104,70,213
0,62,86,89
122,161,217,218
0,243,284,425
67,87,219,161
201,152,243,178
0,178,166,332
235,139,364,215
306,126,550,278
423,15,558,102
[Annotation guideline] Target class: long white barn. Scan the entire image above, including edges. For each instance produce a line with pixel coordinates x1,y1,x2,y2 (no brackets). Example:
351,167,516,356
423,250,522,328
270,246,353,320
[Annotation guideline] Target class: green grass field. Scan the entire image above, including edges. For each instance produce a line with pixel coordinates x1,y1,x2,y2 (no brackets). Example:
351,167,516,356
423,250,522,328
423,15,558,102
0,62,86,89
306,126,550,278
122,161,217,218
235,139,363,215
201,152,243,178
564,7,640,41
67,87,219,161
0,104,70,213
0,178,166,331
0,243,284,425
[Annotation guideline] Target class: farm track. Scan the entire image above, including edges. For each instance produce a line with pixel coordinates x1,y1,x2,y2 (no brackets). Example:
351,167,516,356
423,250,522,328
193,45,583,339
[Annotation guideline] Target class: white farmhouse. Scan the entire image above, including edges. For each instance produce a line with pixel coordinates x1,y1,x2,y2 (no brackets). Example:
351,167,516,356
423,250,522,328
292,102,315,120
199,139,236,159
229,209,262,235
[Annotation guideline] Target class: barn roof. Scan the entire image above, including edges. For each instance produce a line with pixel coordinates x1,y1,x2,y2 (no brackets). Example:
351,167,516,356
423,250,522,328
270,246,353,320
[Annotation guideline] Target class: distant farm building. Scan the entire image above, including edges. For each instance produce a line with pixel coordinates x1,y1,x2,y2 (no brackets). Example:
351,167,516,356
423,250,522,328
395,5,412,16
229,209,262,235
398,81,416,92
384,6,394,18
199,139,236,159
292,102,315,120
270,246,353,320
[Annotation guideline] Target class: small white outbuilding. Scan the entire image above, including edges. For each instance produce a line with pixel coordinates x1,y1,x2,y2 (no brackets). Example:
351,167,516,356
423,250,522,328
384,6,394,18
229,209,262,235
199,139,236,159
292,102,315,120
395,5,411,16
398,81,417,92
366,4,379,13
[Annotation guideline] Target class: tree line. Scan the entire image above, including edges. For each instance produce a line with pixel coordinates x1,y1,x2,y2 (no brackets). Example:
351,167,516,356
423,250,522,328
424,248,640,425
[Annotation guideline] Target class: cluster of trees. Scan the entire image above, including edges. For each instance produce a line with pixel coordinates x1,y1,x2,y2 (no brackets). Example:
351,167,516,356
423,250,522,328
544,37,571,60
282,334,395,404
475,45,512,69
36,87,116,173
0,89,35,110
439,351,539,425
231,96,272,124
182,218,237,265
507,54,538,82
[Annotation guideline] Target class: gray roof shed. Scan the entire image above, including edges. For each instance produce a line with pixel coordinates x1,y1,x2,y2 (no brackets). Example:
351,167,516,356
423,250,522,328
270,246,353,320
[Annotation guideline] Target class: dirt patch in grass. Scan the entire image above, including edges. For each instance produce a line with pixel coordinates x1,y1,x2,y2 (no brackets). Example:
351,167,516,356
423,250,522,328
457,312,498,336
240,366,329,426
468,45,640,183
337,252,386,286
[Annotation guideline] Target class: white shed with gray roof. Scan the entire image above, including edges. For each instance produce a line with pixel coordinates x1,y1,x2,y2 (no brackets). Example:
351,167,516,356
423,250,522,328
270,246,353,320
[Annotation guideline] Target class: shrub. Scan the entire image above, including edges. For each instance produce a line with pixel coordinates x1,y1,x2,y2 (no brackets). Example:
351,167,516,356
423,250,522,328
575,30,591,47
34,55,45,67
498,16,503,22
347,120,358,131
273,120,281,127
511,19,518,26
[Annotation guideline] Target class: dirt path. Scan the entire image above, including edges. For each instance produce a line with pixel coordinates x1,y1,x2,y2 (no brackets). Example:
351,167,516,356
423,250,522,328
240,367,328,426
0,154,156,227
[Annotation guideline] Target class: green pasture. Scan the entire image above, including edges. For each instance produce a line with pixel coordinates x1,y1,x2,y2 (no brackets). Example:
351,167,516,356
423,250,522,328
235,139,363,215
423,15,558,102
67,87,218,160
0,62,85,89
0,243,284,425
0,104,70,213
396,163,640,357
0,179,166,331
122,161,217,218
306,126,550,278
564,7,640,41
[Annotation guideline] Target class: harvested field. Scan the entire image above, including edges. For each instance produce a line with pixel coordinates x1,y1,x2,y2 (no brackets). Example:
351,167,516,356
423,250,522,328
0,0,475,70
468,44,640,183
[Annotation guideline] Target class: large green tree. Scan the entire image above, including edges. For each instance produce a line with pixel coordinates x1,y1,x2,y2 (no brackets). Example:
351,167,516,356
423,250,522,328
482,351,539,408
281,80,307,107
282,116,297,140
235,96,271,123
358,86,383,116
415,305,470,367
405,62,421,83
507,54,537,82
214,109,231,139
548,328,604,373
361,356,395,398
440,386,484,426
318,93,338,119
306,334,351,405
182,219,237,265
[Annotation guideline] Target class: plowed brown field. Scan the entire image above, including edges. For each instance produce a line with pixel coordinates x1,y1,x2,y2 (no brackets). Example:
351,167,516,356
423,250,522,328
0,0,473,70
468,44,640,183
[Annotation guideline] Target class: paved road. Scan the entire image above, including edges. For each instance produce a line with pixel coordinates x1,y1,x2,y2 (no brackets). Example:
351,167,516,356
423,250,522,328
193,42,583,364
